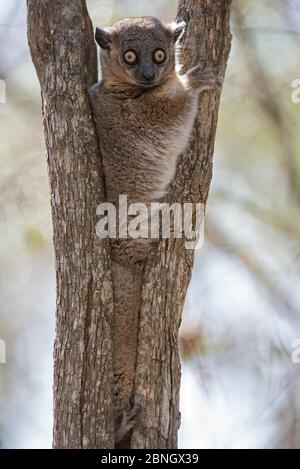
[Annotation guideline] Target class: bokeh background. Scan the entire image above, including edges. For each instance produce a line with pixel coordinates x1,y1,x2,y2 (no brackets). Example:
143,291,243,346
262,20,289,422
1,0,300,449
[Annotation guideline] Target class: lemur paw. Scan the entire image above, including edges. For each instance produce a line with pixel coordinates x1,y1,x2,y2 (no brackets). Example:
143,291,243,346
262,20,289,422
187,63,224,92
115,404,142,445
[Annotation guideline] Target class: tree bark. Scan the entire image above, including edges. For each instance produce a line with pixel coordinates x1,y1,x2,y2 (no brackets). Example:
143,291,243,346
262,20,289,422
27,0,115,448
27,0,232,449
131,0,232,449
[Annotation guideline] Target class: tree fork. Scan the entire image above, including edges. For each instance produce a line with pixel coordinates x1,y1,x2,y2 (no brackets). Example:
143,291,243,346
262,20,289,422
27,0,232,449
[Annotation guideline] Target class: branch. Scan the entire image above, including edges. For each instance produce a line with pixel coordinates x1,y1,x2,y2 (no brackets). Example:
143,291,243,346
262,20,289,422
206,220,300,321
233,5,300,204
132,0,232,449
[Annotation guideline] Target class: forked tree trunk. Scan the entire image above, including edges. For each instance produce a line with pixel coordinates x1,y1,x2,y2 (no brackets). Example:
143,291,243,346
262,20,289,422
27,0,232,449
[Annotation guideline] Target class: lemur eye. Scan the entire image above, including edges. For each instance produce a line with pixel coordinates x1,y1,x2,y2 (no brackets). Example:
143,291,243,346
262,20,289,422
153,49,166,64
124,50,137,64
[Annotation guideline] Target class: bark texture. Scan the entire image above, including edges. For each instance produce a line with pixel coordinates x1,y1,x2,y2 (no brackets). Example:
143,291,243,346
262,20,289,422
27,0,232,449
131,0,232,448
27,0,115,448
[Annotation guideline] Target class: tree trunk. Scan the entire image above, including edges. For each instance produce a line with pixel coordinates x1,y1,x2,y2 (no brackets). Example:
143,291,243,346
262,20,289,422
27,0,232,450
131,0,232,449
27,0,115,448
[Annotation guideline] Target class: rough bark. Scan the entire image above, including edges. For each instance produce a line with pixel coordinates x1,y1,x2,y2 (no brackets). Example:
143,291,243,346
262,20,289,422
27,0,232,449
131,0,232,449
27,0,115,448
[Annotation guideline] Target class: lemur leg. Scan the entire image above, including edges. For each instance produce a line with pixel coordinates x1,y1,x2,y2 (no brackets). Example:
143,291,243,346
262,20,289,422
186,63,224,92
111,259,143,448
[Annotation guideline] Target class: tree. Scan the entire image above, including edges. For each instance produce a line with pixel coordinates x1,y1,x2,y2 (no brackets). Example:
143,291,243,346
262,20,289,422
27,0,232,449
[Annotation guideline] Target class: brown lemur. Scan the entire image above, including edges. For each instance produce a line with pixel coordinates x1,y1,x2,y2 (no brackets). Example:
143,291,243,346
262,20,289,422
89,16,222,447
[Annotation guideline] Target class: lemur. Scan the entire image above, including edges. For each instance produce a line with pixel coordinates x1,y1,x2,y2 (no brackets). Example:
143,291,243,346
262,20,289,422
89,16,222,448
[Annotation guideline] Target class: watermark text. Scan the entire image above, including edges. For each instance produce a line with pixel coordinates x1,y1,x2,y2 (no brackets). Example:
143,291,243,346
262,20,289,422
96,195,205,250
0,79,6,104
291,339,300,364
0,339,6,364
291,79,300,104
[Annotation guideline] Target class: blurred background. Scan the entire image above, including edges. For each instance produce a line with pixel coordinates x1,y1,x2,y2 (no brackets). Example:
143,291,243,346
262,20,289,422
0,0,300,449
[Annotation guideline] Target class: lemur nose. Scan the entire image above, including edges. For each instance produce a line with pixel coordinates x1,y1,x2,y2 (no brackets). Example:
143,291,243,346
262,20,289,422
143,71,155,81
141,65,155,81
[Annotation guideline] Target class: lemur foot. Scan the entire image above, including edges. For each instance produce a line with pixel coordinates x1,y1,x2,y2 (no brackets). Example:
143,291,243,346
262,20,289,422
187,62,224,92
115,404,142,447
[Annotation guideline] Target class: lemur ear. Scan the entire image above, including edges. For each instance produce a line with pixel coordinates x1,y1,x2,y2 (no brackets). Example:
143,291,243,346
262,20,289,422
95,27,112,50
169,21,186,43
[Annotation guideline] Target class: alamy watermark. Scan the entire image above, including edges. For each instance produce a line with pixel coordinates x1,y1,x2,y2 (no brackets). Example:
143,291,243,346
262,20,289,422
291,79,300,104
96,195,205,250
0,79,6,104
0,339,6,364
291,339,300,365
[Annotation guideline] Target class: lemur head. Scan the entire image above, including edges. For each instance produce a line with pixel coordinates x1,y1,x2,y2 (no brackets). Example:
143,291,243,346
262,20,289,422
95,16,185,88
